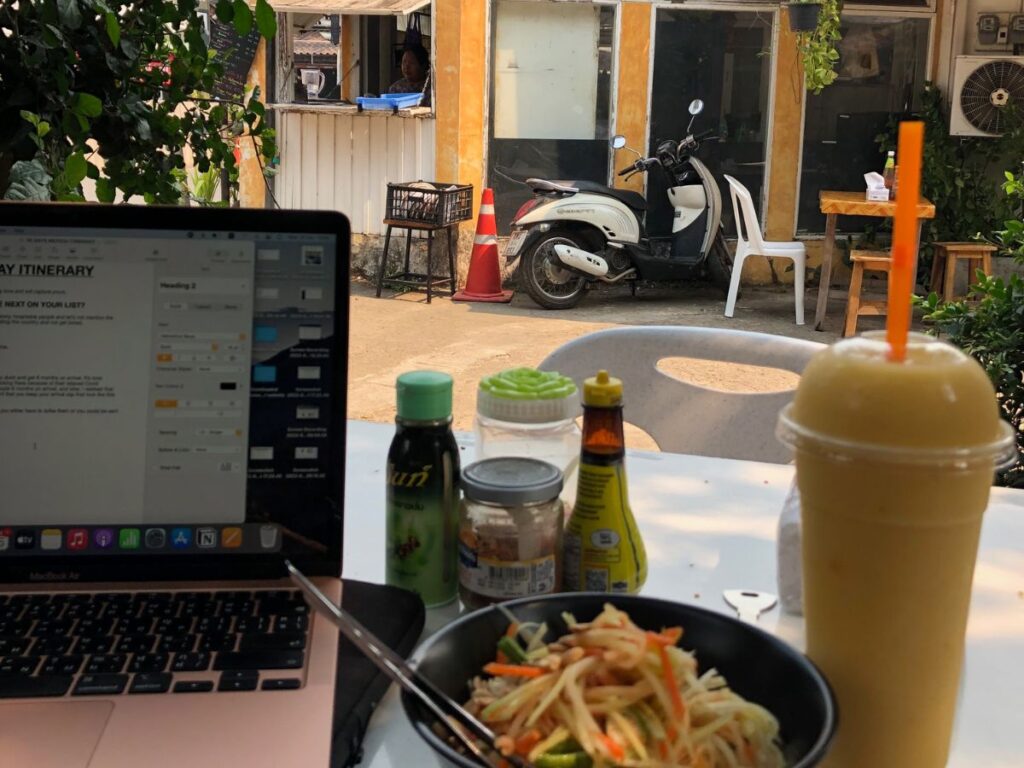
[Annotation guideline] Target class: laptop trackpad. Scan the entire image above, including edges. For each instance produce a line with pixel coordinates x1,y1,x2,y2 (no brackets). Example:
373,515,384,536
0,701,113,767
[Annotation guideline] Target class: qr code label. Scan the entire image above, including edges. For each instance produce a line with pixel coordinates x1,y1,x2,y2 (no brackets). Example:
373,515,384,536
584,568,609,592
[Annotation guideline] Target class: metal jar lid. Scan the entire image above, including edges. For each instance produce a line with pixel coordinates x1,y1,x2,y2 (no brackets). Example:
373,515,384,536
461,458,563,505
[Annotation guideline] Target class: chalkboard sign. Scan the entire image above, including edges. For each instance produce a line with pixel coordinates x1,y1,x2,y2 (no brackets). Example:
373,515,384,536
210,20,261,102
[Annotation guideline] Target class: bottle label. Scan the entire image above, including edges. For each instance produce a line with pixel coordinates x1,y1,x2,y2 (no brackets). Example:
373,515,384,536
564,461,647,593
386,455,458,607
458,539,557,599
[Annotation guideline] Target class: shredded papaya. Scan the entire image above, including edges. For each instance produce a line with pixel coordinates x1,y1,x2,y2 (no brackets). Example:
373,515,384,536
483,662,546,679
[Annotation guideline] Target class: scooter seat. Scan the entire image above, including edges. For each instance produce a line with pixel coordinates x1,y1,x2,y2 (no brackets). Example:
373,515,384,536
572,181,647,211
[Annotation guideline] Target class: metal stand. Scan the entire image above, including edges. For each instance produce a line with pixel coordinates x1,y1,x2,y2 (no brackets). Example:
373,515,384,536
374,220,458,304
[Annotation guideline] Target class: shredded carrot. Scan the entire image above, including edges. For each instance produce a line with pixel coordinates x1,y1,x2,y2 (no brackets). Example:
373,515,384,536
514,729,542,756
495,650,508,664
645,629,681,647
666,724,678,742
598,733,625,762
658,740,670,760
741,739,756,764
583,647,604,658
658,643,686,720
483,662,546,679
497,760,511,768
505,622,519,638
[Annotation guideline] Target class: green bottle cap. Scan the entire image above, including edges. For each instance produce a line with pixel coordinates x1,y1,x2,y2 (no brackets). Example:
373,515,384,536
396,371,453,422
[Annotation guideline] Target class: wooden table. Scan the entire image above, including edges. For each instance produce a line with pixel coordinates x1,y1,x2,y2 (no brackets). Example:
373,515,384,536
814,191,936,331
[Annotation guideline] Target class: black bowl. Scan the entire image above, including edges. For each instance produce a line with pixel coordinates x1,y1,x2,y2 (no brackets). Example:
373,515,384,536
402,593,835,767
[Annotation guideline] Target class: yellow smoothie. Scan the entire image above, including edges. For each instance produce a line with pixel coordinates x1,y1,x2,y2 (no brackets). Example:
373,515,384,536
779,332,1013,768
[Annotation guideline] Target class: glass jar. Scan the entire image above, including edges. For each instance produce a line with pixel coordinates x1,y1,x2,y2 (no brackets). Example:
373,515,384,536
474,369,581,482
457,457,564,610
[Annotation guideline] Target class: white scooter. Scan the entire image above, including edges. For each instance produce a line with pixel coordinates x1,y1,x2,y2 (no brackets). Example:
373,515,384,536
504,99,733,309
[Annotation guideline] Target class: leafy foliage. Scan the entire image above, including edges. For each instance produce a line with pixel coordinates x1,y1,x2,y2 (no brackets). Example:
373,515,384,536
0,0,277,204
922,174,1024,488
878,85,1024,246
795,0,842,94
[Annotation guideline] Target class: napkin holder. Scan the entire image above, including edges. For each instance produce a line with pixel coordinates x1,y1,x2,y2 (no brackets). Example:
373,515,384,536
864,171,890,202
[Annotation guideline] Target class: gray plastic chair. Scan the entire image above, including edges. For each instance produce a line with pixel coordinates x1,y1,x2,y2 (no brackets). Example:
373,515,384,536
538,326,826,464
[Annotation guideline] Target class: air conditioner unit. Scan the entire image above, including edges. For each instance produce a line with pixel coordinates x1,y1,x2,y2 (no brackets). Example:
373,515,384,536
950,55,1024,137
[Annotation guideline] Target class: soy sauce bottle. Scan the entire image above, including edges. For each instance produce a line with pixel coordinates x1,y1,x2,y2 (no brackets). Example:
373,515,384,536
563,370,647,594
385,371,460,606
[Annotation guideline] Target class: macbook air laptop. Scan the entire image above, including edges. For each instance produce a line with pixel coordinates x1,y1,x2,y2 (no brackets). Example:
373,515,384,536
0,203,350,767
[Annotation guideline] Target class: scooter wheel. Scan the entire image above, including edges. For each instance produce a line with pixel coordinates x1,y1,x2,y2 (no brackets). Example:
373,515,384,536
520,229,589,310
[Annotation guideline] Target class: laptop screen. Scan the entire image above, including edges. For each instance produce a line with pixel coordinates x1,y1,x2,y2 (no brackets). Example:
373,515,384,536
0,206,348,582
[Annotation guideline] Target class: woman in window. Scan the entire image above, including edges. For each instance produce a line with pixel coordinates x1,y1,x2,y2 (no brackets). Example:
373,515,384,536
388,44,431,107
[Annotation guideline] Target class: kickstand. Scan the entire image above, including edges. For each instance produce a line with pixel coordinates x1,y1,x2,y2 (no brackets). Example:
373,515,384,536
630,281,637,297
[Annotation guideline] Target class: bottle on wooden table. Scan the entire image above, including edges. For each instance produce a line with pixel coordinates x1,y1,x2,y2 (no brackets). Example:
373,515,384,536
563,370,647,594
385,371,460,607
882,150,896,192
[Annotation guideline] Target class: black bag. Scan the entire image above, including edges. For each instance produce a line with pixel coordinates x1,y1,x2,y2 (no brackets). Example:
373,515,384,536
404,13,423,49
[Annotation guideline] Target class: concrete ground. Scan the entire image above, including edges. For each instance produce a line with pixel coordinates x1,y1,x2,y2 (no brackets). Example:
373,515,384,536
348,278,859,449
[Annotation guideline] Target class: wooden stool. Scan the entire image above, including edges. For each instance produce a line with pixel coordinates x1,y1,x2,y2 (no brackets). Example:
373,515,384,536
929,242,996,301
844,250,891,338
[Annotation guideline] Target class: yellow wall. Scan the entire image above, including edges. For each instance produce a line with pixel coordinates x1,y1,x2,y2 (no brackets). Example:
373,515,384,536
435,0,488,283
613,2,652,194
238,39,268,209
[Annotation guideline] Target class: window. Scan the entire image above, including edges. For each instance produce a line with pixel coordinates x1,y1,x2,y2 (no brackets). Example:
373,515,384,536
488,0,615,230
277,7,433,109
649,9,775,236
798,15,931,232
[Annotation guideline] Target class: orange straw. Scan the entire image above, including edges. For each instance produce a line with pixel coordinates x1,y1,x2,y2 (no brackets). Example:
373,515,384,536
887,121,924,362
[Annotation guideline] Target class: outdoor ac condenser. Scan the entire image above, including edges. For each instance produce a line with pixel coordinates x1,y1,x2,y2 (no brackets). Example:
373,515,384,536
950,55,1024,137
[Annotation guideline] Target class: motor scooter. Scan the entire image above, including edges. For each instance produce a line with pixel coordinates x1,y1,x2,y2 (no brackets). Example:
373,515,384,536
505,99,733,309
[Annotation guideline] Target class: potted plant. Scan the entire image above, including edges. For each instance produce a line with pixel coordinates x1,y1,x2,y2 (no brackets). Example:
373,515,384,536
794,0,843,94
786,1,821,33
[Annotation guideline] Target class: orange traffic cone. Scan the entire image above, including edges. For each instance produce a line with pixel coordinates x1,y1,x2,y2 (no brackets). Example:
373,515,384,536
452,188,514,303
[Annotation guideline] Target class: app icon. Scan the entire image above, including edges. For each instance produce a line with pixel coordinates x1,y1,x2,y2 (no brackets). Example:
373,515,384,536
40,529,62,551
93,528,115,549
170,528,192,549
0,528,11,552
197,527,217,549
119,528,141,550
259,525,279,550
15,529,36,550
144,528,166,549
220,527,243,549
66,528,89,551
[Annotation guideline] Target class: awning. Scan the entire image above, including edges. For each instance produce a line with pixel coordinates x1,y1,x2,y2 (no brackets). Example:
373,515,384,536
259,0,430,15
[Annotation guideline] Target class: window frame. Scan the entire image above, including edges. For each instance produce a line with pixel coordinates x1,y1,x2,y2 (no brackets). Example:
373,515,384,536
793,6,936,236
647,2,780,220
270,5,436,119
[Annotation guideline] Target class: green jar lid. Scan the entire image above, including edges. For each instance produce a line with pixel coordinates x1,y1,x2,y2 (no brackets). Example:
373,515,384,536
396,371,453,422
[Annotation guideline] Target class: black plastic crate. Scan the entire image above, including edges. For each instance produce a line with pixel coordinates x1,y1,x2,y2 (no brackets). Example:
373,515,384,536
385,182,473,227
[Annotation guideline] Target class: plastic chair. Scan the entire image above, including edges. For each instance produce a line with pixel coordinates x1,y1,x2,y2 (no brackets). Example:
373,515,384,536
538,326,825,464
723,175,806,325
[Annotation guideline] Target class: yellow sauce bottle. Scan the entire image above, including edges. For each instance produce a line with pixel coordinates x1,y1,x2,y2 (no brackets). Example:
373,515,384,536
563,370,647,593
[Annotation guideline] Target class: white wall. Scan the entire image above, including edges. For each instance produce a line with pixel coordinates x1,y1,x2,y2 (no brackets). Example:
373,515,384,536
276,108,435,235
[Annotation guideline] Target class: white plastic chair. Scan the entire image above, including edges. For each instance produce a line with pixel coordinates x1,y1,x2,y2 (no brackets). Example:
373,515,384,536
723,175,806,325
538,326,825,464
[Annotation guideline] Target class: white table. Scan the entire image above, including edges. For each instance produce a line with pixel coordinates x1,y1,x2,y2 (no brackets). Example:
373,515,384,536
342,420,1024,768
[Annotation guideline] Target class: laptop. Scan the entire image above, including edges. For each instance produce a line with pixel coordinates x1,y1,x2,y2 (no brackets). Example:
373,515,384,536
0,203,350,767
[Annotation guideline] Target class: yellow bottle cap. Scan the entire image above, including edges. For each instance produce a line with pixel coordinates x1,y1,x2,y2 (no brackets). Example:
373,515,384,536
583,370,623,407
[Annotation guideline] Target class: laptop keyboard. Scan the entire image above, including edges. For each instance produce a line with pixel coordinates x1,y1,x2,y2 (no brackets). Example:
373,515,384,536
0,589,310,698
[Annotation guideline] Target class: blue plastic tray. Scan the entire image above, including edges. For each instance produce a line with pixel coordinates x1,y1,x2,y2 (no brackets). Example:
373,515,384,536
357,93,424,111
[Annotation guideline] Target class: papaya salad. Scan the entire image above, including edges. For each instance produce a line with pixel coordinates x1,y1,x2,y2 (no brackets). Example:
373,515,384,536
463,604,784,768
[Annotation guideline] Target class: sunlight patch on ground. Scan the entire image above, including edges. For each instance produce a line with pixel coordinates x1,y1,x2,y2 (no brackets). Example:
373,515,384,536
655,356,800,394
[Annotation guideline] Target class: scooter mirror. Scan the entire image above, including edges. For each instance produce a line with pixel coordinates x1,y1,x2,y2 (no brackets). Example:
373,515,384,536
610,135,627,150
688,99,705,116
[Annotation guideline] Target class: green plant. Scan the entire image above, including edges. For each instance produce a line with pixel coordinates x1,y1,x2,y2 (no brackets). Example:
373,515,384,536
795,0,842,94
921,175,1024,488
877,85,1024,280
0,0,277,204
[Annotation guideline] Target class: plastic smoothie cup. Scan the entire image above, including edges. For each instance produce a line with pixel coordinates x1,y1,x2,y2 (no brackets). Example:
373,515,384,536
777,331,1014,768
